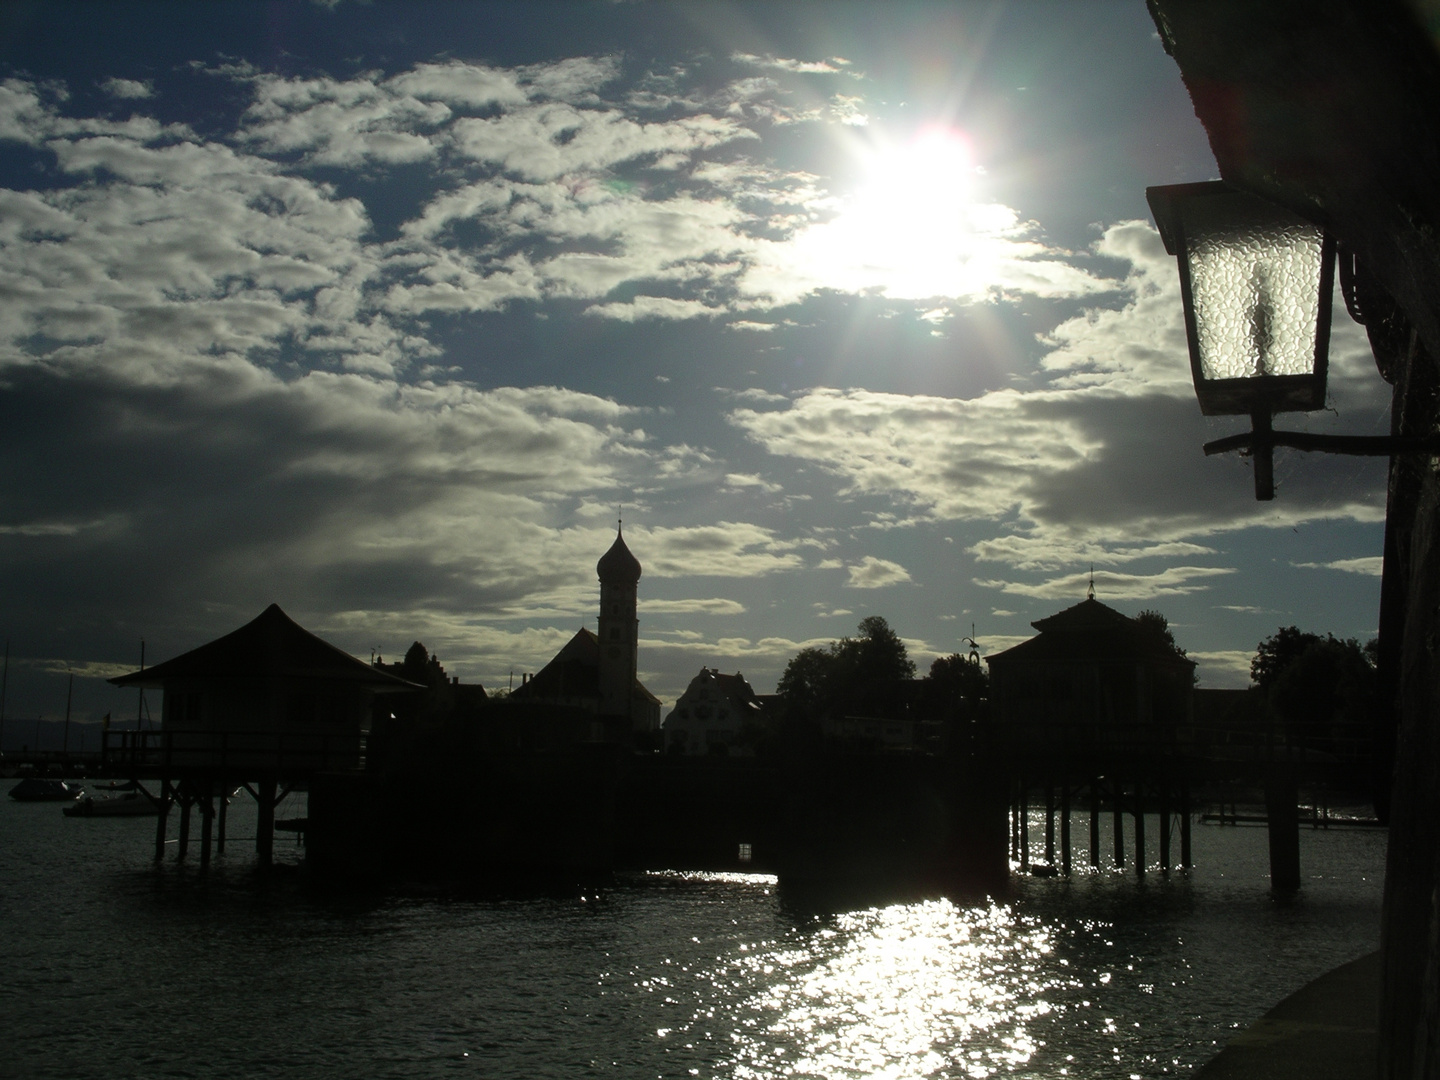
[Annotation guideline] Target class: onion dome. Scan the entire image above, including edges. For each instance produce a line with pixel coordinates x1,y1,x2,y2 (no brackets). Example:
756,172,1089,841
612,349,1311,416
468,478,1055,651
597,525,642,583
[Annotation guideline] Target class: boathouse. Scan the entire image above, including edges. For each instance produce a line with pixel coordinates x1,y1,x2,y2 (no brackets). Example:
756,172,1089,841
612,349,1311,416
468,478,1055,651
107,603,421,866
985,596,1195,750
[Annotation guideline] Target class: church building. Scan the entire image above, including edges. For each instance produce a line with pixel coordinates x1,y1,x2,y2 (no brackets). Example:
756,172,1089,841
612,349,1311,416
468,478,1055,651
507,525,662,734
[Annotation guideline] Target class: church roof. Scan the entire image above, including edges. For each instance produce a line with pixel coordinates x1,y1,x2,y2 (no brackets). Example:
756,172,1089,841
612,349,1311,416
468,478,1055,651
508,626,661,706
108,604,423,691
986,597,1195,670
596,526,642,583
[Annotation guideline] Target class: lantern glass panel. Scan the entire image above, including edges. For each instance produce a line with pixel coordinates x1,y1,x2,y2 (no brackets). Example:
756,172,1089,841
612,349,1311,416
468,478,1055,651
1179,190,1331,414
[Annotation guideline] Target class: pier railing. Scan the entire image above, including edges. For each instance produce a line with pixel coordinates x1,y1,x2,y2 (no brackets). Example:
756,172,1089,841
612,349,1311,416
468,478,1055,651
102,728,367,777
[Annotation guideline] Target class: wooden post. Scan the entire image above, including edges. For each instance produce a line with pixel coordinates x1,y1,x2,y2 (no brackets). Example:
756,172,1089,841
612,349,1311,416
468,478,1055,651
1158,781,1171,872
1112,779,1125,869
1060,782,1072,876
199,782,214,872
1180,778,1193,868
1266,763,1301,890
1044,782,1055,865
1134,783,1145,875
1019,785,1030,869
153,777,171,861
1089,778,1100,868
1013,783,1025,869
257,778,277,868
177,788,191,861
216,783,228,854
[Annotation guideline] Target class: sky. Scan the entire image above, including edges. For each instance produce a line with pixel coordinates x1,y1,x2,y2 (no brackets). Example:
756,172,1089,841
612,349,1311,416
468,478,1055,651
0,0,1396,732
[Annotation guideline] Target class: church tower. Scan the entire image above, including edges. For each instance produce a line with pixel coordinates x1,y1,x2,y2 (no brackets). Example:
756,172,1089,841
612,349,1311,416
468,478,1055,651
596,523,642,723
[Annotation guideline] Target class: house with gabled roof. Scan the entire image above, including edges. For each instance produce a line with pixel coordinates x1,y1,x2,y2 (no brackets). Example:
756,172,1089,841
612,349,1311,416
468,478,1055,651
109,602,422,773
985,595,1195,754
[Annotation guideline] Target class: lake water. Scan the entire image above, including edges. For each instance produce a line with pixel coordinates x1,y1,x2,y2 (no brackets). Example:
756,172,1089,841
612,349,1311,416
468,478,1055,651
0,788,1385,1079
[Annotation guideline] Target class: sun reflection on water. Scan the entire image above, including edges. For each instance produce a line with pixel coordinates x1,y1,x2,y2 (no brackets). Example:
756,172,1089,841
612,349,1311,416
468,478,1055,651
654,895,1087,1079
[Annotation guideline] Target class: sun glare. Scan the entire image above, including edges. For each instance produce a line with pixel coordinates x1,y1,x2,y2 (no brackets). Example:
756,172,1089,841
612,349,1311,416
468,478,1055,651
780,125,1012,303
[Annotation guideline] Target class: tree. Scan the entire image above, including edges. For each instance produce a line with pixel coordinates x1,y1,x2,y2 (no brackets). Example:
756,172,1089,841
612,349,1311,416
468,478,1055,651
926,653,988,704
1251,626,1324,691
775,616,915,722
1135,609,1188,661
1268,636,1375,758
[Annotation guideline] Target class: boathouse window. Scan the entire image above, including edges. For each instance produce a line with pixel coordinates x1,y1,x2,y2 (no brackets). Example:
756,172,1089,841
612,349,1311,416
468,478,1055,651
172,691,203,726
286,692,316,725
738,842,753,863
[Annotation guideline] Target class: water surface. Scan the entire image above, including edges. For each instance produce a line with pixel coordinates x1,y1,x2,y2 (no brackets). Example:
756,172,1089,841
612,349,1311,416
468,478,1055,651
0,792,1385,1078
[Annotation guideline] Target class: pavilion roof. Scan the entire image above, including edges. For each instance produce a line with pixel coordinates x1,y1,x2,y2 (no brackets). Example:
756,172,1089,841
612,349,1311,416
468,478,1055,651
986,597,1196,670
108,603,422,691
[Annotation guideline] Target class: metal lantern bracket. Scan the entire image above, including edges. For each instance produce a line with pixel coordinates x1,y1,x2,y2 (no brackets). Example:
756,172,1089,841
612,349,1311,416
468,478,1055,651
1148,180,1440,501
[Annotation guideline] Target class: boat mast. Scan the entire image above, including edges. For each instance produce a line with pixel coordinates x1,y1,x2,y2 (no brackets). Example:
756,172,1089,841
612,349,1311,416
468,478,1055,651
0,640,7,752
63,671,73,754
136,639,145,731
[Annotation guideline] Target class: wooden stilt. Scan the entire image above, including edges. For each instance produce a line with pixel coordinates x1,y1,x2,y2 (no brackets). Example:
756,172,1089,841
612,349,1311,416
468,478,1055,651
199,783,214,872
1134,784,1145,875
1112,779,1125,869
257,777,277,868
1180,778,1193,869
1159,781,1171,872
1044,782,1055,865
154,777,171,861
1089,778,1100,868
1019,785,1030,869
1265,763,1301,890
1011,783,1020,860
1060,782,1072,876
216,783,228,855
177,788,192,861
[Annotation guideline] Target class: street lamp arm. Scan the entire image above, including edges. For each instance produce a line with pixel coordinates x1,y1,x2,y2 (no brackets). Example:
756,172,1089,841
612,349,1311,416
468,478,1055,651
1202,430,1440,458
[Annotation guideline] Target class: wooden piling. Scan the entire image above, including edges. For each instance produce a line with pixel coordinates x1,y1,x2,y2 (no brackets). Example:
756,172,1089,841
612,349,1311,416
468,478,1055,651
1265,763,1301,890
153,777,171,861
1060,783,1072,876
1158,782,1171,872
1089,778,1100,868
216,783,228,854
177,789,192,861
1112,779,1125,869
256,778,277,868
1044,782,1055,865
1180,778,1193,869
1134,784,1145,875
1019,785,1030,868
199,783,214,872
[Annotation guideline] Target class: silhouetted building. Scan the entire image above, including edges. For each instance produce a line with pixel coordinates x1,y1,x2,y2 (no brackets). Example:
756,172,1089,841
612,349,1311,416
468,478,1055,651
985,596,1195,753
109,603,420,772
662,668,764,755
372,641,488,721
507,525,662,733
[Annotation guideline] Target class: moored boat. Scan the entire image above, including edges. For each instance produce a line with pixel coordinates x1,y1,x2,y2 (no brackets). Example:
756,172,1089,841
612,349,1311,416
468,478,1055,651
9,778,83,802
63,791,158,817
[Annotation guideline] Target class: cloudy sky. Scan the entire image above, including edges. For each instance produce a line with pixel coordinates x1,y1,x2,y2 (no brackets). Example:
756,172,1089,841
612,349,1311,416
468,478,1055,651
0,1,1394,728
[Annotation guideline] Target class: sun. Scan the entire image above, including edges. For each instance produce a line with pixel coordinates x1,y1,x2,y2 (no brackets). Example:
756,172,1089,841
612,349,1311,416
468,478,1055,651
778,125,1011,303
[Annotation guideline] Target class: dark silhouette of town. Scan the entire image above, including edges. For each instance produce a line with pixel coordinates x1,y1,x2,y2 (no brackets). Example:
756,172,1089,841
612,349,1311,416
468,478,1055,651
89,525,1383,901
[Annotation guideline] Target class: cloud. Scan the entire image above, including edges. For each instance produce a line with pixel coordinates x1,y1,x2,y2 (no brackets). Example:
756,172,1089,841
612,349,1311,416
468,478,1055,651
976,566,1236,601
1191,649,1255,688
846,555,912,589
730,54,853,75
101,78,154,100
729,221,1391,583
641,598,747,615
1293,556,1383,576
723,472,783,494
